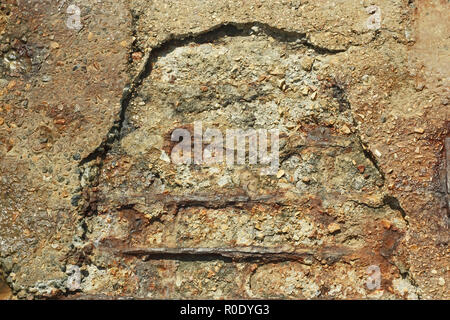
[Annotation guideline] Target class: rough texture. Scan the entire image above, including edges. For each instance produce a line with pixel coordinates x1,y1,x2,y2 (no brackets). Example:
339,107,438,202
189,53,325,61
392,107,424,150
0,0,448,299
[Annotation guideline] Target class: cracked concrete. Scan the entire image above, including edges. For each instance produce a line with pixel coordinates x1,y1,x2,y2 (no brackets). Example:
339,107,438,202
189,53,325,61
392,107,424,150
0,0,448,299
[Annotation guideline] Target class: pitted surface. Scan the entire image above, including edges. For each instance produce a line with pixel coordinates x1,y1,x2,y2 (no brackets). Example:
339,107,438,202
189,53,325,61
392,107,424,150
0,0,448,299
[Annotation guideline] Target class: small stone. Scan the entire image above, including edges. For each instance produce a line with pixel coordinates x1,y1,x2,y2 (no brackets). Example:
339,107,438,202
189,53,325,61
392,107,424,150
374,149,382,157
160,151,170,162
88,32,94,41
303,257,314,265
7,80,16,89
302,176,311,183
380,219,392,229
131,51,143,61
341,124,351,134
328,223,341,234
438,277,445,286
357,165,365,173
218,175,231,187
73,153,81,161
300,56,314,71
50,41,60,49
120,40,128,48
54,119,65,125
414,127,424,134
311,91,317,100
0,117,4,125
0,79,8,88
301,86,309,96
276,170,285,178
415,82,425,91
42,75,51,82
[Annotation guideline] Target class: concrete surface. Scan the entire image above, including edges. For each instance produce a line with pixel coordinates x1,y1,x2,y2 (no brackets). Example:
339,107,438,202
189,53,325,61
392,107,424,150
0,0,448,299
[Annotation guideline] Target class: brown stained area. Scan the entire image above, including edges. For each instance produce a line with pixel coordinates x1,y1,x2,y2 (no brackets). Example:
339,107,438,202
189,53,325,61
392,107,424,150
0,275,12,300
0,0,131,298
90,189,405,269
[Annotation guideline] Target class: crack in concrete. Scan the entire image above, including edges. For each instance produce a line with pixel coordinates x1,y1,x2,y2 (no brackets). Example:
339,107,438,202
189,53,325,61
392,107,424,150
69,22,352,289
386,256,422,300
70,21,411,279
74,21,352,219
329,74,410,226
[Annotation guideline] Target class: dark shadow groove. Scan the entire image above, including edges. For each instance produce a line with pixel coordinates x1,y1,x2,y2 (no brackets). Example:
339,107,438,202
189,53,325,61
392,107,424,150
383,195,408,223
358,137,386,182
121,250,315,264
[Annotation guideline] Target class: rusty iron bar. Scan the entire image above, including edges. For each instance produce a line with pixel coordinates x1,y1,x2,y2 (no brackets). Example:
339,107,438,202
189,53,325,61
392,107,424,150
104,192,286,209
150,193,279,208
119,246,351,263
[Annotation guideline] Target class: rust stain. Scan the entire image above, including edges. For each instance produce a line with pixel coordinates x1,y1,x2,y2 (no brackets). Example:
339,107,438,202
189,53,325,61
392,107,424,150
0,276,12,300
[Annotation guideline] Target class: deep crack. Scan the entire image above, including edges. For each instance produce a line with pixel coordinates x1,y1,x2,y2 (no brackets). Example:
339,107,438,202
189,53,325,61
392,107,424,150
71,21,410,280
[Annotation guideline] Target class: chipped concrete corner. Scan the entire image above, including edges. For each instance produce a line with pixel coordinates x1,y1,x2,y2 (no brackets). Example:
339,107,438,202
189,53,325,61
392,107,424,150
0,0,448,300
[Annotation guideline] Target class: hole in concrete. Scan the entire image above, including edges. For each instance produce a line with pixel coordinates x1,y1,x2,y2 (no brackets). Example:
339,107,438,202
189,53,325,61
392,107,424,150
78,24,406,256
